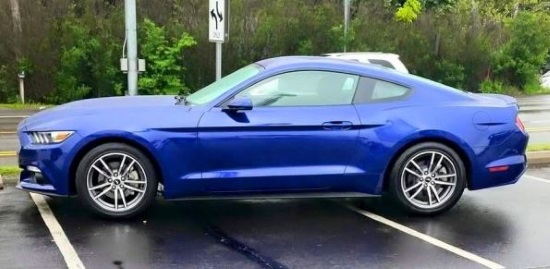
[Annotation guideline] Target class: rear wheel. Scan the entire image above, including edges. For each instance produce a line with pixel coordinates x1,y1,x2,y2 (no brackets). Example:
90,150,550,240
388,142,466,215
75,143,157,219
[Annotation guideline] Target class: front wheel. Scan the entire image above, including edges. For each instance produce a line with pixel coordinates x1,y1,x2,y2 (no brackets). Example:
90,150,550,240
75,143,158,219
387,142,466,215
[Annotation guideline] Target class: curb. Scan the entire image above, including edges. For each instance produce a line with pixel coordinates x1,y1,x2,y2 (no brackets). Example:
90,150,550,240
527,151,550,168
0,174,17,185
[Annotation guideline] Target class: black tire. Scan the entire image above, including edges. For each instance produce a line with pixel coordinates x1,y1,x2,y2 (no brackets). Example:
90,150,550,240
387,142,466,216
75,143,158,219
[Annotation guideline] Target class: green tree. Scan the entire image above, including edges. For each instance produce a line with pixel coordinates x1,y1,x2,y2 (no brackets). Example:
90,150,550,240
395,0,423,22
0,65,16,103
48,20,97,104
138,19,196,95
393,0,456,22
490,12,550,91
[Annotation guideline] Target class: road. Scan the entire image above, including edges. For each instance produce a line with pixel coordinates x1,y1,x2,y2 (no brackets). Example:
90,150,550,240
0,168,549,268
517,95,550,144
1,95,550,166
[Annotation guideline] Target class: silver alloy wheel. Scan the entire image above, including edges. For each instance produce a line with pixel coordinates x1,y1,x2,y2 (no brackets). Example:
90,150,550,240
400,150,457,209
86,152,148,213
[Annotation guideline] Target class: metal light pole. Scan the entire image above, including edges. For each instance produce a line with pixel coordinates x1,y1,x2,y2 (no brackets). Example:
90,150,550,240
216,43,222,81
344,0,350,52
18,71,25,104
124,0,138,96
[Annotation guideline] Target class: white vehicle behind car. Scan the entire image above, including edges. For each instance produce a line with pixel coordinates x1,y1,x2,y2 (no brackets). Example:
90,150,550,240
324,52,409,74
541,71,550,89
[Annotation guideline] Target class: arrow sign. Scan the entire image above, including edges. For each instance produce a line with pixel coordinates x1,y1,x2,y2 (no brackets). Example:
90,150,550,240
209,0,226,43
210,9,217,29
217,1,223,22
210,1,223,30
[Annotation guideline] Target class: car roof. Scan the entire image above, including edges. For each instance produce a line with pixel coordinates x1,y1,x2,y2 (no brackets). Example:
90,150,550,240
256,56,406,81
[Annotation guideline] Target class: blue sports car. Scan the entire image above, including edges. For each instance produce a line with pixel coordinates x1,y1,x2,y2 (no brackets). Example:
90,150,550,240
17,56,528,218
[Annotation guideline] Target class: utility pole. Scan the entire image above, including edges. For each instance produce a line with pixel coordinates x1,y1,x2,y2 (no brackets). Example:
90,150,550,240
10,0,24,103
125,0,138,96
344,0,350,52
9,0,22,60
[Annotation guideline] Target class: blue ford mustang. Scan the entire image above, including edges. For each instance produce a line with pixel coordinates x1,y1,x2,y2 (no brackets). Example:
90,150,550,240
17,56,528,218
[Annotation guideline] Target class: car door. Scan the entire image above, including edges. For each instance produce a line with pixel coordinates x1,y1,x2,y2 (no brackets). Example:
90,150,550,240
196,70,362,194
346,76,414,193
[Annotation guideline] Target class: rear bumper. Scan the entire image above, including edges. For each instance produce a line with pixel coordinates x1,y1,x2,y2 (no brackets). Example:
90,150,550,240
477,154,527,189
468,130,528,190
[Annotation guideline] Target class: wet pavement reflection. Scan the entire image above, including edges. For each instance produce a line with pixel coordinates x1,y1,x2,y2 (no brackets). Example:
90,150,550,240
0,188,65,268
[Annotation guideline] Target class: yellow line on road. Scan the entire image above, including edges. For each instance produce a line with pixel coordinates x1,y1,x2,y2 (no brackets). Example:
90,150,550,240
0,131,17,134
0,151,17,157
526,127,550,133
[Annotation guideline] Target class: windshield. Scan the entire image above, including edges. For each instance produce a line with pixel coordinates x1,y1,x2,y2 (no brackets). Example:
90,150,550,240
186,64,262,105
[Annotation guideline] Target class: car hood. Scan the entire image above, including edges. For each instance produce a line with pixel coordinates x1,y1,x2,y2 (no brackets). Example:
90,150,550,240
20,95,185,131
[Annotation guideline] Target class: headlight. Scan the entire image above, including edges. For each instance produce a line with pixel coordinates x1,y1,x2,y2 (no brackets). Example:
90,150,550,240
29,131,74,144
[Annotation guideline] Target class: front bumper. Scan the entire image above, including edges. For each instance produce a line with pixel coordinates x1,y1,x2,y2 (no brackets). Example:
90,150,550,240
17,131,80,196
17,166,64,196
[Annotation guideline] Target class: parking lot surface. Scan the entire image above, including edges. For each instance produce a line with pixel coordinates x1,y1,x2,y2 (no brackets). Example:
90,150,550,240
1,168,550,269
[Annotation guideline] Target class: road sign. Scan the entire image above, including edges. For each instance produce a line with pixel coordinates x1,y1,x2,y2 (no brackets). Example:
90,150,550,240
209,0,226,43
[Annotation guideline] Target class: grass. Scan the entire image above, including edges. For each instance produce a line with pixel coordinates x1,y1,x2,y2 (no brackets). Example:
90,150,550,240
0,166,21,177
0,103,52,110
527,143,550,152
507,87,550,97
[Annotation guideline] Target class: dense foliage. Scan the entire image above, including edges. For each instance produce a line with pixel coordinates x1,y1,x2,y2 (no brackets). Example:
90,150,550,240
1,0,550,104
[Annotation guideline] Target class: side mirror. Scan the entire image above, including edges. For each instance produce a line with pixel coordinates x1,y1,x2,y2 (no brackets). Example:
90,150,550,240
223,96,253,112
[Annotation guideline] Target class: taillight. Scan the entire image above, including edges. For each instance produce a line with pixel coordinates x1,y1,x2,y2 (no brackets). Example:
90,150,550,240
516,116,526,133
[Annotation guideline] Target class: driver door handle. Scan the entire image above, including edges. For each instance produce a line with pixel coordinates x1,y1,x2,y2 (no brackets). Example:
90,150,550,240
322,121,353,130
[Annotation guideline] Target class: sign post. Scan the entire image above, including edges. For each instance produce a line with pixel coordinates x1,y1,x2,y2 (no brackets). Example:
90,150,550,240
209,0,227,81
18,71,25,104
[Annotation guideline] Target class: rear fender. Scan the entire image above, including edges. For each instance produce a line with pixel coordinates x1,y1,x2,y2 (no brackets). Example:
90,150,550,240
379,131,476,193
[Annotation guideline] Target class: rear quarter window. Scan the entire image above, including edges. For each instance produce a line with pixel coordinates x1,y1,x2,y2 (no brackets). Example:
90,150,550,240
354,77,411,104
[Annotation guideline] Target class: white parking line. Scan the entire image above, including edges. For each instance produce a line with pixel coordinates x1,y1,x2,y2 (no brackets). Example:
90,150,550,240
345,204,505,269
30,193,85,269
524,174,550,184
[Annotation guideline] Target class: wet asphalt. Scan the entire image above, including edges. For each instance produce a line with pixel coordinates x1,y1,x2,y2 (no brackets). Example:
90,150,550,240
1,168,550,269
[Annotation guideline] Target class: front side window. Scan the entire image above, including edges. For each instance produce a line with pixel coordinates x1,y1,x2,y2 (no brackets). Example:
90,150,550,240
354,77,410,103
235,71,359,107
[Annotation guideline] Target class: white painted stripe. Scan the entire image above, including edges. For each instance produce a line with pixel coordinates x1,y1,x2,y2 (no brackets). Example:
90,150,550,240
0,115,28,118
524,174,550,183
30,193,86,269
345,204,505,269
523,120,550,124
